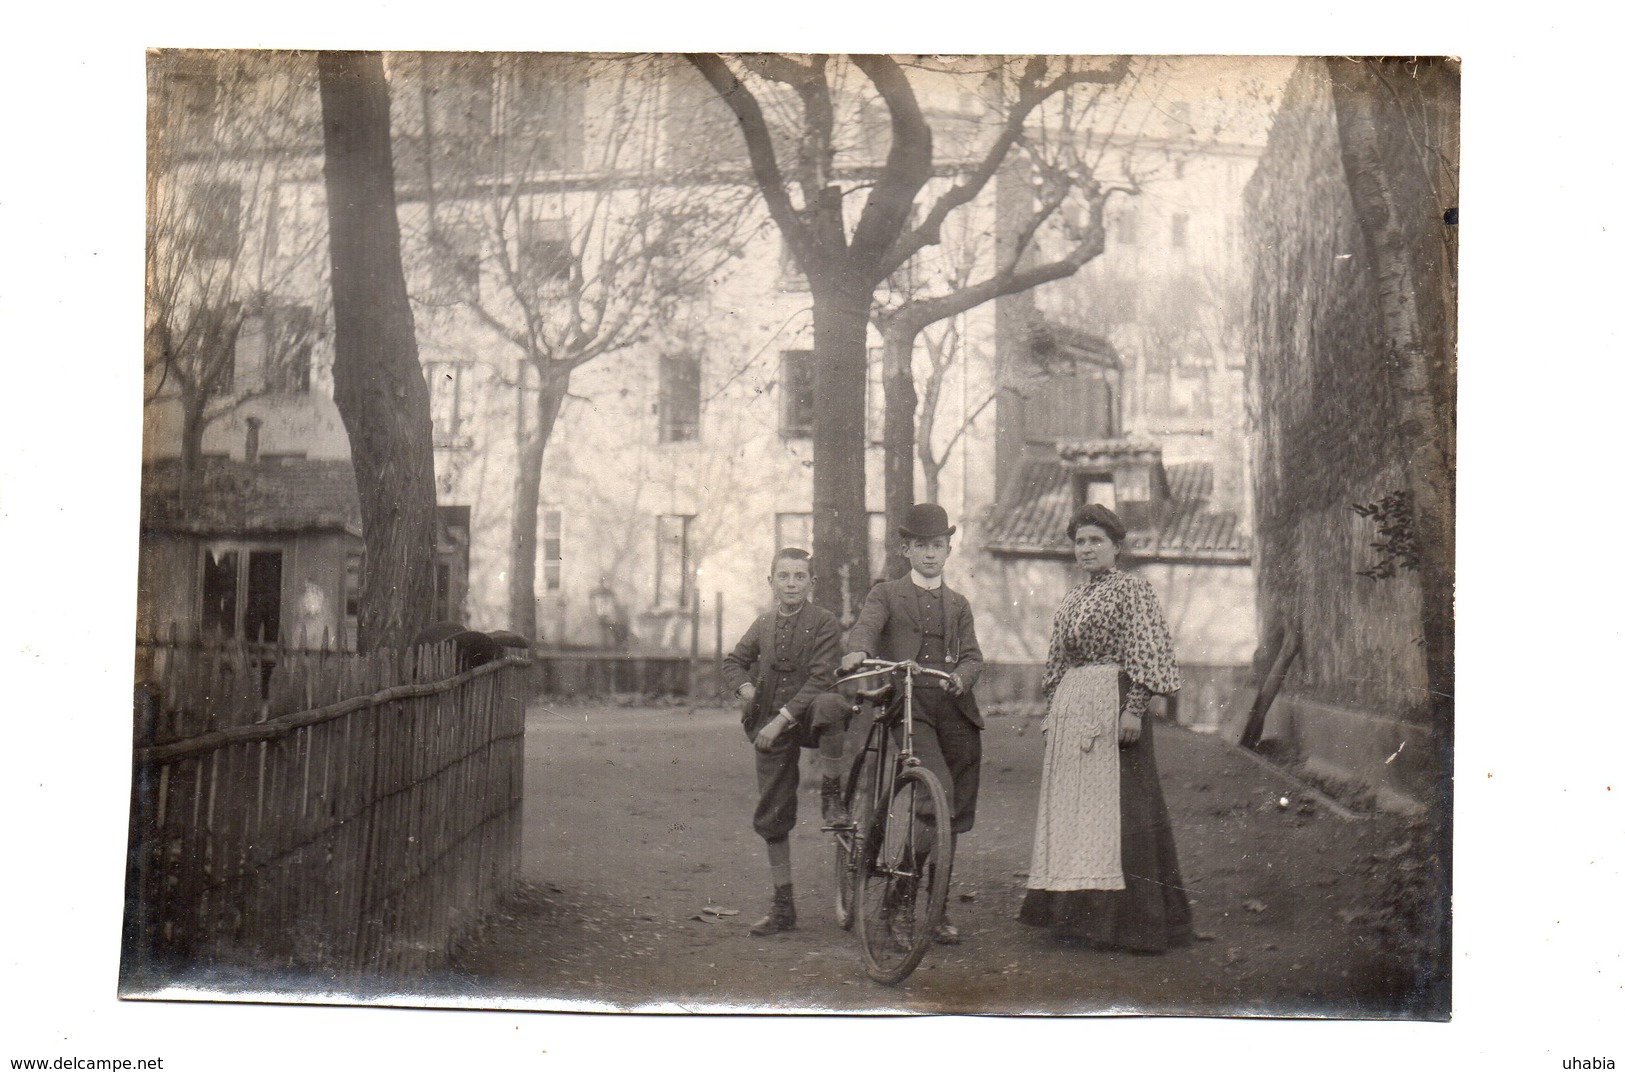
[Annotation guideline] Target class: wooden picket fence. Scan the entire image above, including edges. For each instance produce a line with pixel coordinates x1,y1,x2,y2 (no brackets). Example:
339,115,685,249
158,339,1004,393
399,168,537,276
123,634,529,988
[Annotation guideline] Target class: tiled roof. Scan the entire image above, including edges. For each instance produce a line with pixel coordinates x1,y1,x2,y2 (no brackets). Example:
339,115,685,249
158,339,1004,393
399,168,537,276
1029,320,1121,370
983,460,1074,555
141,457,363,536
984,459,1251,562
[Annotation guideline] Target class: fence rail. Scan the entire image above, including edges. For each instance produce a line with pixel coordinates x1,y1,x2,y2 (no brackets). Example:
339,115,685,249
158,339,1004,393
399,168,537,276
123,637,528,988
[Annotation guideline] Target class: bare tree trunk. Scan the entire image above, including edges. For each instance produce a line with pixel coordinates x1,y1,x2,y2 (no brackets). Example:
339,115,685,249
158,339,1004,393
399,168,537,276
919,450,944,506
508,366,568,642
179,394,206,489
317,50,439,654
811,289,872,626
1325,58,1457,737
879,324,920,581
1326,59,1456,1011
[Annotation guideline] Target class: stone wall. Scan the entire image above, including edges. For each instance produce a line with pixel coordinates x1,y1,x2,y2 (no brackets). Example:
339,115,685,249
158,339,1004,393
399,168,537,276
1243,60,1432,799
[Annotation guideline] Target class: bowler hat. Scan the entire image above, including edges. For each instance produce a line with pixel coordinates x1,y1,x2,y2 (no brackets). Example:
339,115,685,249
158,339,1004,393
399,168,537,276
899,503,956,539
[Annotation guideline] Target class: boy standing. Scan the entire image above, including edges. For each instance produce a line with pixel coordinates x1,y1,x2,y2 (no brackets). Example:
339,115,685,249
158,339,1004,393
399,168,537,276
810,503,984,944
720,547,843,937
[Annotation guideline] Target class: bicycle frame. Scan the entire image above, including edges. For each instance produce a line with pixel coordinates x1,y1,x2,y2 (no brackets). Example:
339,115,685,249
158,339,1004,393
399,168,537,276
842,659,952,790
828,659,956,982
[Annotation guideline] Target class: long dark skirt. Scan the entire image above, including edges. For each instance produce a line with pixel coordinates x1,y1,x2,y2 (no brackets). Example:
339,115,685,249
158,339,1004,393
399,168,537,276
1019,711,1193,953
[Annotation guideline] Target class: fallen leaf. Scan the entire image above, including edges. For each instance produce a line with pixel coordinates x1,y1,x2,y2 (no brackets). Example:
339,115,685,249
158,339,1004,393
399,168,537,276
958,892,978,903
701,906,739,916
1194,931,1218,942
692,914,719,924
1243,899,1267,913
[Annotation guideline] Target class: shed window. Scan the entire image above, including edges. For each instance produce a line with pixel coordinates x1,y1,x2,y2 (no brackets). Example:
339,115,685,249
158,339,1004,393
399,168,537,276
201,545,283,643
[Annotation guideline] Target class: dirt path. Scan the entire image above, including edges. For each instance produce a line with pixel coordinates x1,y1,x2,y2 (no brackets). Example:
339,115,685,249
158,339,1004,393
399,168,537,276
436,702,1428,1016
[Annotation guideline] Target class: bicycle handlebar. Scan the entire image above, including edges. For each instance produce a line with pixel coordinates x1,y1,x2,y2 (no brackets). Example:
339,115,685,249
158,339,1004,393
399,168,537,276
853,658,956,682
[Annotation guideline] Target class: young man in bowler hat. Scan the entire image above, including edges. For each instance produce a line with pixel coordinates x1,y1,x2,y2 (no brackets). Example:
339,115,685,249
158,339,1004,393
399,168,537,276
808,503,984,944
721,547,844,936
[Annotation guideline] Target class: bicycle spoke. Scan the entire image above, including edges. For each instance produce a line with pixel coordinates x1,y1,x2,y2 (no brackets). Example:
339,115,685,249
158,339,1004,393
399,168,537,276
854,766,950,984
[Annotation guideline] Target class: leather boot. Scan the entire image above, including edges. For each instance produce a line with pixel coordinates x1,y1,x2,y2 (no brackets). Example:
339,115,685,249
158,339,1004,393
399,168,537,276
749,883,796,936
820,776,849,825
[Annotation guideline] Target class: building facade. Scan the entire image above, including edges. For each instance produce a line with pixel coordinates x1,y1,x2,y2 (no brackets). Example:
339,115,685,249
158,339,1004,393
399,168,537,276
142,53,1277,709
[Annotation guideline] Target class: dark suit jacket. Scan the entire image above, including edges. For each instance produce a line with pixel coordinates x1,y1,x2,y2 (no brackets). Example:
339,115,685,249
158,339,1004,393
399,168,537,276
720,602,841,738
845,577,985,728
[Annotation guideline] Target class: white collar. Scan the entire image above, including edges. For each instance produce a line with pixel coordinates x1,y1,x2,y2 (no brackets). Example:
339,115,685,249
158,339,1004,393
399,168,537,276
909,570,943,591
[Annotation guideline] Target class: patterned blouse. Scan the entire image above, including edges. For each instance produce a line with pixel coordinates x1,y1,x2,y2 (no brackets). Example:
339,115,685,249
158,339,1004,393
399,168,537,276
1041,568,1183,719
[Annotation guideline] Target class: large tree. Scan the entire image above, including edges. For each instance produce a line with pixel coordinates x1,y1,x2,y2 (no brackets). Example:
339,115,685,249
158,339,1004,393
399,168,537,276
145,51,329,488
1325,57,1457,1012
688,54,1129,616
1325,57,1457,743
317,51,440,652
399,54,752,640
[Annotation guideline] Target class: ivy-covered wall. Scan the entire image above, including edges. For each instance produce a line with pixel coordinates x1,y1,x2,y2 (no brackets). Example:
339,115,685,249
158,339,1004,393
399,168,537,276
1244,60,1429,723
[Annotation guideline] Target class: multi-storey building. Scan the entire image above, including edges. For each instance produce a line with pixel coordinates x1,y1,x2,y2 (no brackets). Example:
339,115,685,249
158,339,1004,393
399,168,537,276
140,52,1278,725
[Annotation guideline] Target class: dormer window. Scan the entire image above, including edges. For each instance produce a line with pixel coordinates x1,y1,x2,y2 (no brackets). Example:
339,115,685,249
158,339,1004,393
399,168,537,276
1077,474,1116,511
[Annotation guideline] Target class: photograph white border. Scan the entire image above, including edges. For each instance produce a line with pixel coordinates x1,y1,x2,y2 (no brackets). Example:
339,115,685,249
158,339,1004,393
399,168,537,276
3,1,1616,1068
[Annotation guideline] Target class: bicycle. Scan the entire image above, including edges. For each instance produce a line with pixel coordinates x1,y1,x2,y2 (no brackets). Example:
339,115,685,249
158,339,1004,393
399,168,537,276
824,658,955,984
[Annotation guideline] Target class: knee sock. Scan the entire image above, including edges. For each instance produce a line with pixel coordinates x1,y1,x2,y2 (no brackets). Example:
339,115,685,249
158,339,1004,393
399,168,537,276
767,837,792,889
818,730,844,780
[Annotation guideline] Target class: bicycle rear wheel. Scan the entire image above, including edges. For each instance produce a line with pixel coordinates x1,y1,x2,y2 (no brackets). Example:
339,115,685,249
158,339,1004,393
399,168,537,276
854,764,954,984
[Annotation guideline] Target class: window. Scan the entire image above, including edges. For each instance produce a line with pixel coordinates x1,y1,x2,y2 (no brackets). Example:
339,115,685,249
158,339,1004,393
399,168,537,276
200,302,239,397
542,509,563,593
658,352,701,443
779,237,808,292
433,560,453,624
519,217,573,295
499,55,584,169
775,513,812,556
1025,369,1114,441
190,180,241,259
867,349,886,445
424,221,482,304
260,303,315,394
664,64,747,171
1174,159,1186,180
424,361,473,448
200,544,283,643
343,551,363,650
780,349,815,438
655,514,693,609
169,67,220,145
882,207,921,294
435,505,471,621
868,512,890,583
1114,207,1138,246
1078,475,1117,512
1170,213,1189,250
419,52,494,138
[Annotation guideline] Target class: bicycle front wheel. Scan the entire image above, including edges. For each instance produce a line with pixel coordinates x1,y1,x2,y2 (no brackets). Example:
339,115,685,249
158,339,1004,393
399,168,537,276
854,764,954,984
834,724,881,931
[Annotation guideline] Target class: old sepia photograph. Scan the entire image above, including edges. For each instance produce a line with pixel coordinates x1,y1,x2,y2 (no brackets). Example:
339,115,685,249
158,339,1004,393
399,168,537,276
120,48,1460,1018
119,47,1461,1020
